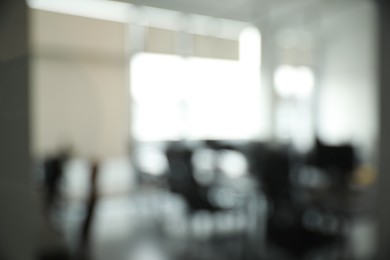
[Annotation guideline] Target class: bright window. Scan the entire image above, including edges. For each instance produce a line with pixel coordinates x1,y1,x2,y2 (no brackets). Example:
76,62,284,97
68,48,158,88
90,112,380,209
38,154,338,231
130,53,263,141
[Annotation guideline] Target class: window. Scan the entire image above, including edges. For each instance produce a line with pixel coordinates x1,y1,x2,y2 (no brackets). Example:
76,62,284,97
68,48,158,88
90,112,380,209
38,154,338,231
273,64,316,151
131,52,263,141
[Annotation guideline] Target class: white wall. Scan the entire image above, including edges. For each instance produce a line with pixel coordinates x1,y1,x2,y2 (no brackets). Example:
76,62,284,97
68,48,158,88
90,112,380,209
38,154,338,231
317,1,377,161
30,9,130,159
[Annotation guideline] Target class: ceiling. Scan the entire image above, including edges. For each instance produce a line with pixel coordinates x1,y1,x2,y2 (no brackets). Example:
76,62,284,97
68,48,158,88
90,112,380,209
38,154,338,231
114,0,324,22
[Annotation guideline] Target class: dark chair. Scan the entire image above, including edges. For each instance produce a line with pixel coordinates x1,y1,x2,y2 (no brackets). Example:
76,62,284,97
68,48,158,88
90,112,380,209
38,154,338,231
309,138,357,187
166,142,216,211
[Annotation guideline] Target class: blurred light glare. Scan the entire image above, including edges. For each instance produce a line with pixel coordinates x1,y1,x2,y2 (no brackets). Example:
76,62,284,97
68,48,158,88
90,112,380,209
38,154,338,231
274,65,315,98
63,159,90,199
274,65,296,98
136,148,168,176
218,150,248,178
128,240,168,260
296,67,315,98
239,26,261,68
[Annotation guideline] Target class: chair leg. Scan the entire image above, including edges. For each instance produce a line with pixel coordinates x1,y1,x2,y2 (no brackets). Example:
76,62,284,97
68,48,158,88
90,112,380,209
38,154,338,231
77,161,99,260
